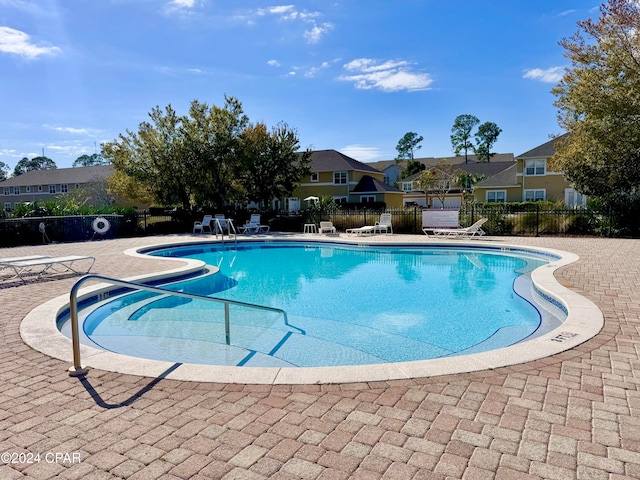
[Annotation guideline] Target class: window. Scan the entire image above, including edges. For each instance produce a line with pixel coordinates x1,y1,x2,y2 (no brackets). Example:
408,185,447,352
61,184,68,193
75,184,80,189
524,189,546,202
402,182,413,191
332,196,348,204
38,185,43,192
333,171,347,184
4,203,11,212
360,195,375,203
26,186,31,193
524,159,545,176
49,185,56,194
3,187,9,196
13,187,20,195
486,190,506,202
310,173,319,182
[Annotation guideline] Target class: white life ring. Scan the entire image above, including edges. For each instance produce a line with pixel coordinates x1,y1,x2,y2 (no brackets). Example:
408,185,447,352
92,217,111,235
38,222,46,234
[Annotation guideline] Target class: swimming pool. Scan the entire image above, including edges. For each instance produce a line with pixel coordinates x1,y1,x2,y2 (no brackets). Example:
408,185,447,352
62,241,567,368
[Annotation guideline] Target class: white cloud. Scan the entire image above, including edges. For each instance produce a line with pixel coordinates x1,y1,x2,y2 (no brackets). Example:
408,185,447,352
340,145,382,162
304,22,333,43
43,125,91,135
558,9,576,16
170,0,196,8
267,59,280,67
338,58,433,92
0,26,60,59
523,66,564,83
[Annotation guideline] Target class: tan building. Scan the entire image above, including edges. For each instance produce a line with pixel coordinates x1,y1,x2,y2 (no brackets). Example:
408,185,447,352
0,165,115,212
288,150,404,212
473,136,586,207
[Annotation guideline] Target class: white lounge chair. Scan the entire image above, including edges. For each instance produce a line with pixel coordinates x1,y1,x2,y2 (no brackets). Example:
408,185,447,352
346,225,376,236
319,221,337,235
373,213,393,234
1,255,95,282
238,214,270,234
193,215,213,234
428,218,488,238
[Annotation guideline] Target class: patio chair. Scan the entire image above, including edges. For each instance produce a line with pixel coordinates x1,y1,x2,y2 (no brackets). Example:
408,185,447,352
428,218,488,238
193,215,213,234
319,221,337,235
346,225,376,236
1,255,95,282
373,213,393,234
239,214,270,234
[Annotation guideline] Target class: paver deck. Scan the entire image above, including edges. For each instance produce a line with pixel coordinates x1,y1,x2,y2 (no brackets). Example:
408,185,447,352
1,234,639,479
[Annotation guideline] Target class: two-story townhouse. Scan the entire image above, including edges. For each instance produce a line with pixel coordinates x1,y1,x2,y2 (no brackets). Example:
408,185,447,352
473,136,587,207
396,156,516,208
0,165,114,212
289,150,404,212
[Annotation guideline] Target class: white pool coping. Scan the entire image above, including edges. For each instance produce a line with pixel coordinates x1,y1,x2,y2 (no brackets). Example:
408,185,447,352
20,236,604,384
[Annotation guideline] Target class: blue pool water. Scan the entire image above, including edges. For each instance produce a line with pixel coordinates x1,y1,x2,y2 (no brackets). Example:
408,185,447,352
71,242,559,367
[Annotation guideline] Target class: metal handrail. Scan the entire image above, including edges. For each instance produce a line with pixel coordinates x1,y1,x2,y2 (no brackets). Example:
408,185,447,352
67,274,289,376
214,217,237,244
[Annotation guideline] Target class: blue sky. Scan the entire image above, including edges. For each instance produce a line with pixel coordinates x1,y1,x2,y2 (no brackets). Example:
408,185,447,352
1,0,599,170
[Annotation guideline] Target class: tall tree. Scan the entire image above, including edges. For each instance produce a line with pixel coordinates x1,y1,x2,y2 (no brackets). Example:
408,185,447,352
450,114,480,163
551,0,640,203
0,161,8,181
473,122,502,162
13,156,57,176
395,132,424,161
398,159,425,180
239,122,312,207
72,153,109,167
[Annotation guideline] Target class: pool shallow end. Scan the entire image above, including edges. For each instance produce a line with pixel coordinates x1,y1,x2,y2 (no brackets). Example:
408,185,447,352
20,236,604,384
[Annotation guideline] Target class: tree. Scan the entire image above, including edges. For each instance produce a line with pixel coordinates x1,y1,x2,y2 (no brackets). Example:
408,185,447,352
0,161,8,181
398,159,425,180
13,156,57,176
239,122,312,207
550,0,640,204
416,159,463,208
395,132,424,161
473,122,502,162
72,153,109,167
451,114,480,163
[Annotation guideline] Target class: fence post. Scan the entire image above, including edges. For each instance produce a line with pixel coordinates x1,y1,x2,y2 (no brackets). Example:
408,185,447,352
536,204,540,237
414,206,417,233
363,207,367,226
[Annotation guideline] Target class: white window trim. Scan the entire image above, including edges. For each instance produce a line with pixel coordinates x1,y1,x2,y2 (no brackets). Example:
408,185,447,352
523,189,546,202
13,187,20,195
49,185,56,194
332,196,348,204
310,173,319,182
333,171,347,185
524,159,546,176
360,195,375,203
61,184,68,193
4,202,11,212
486,190,507,202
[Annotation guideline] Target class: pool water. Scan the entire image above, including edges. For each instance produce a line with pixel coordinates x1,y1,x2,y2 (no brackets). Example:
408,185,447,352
73,242,558,367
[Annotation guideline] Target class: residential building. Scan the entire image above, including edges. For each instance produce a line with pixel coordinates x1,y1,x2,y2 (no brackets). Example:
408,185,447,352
0,165,115,212
473,136,587,207
395,156,516,208
288,150,404,212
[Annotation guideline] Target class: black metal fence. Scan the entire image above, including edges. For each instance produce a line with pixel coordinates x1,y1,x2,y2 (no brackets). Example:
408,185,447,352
0,205,626,248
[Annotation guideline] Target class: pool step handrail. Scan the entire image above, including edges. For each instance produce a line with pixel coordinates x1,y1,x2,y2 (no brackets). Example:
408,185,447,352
214,217,237,244
67,273,288,376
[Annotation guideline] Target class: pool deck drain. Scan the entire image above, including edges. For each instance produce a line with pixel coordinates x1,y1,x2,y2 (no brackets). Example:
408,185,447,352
2,233,639,479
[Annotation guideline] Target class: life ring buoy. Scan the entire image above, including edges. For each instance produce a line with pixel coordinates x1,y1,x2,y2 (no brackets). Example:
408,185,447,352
38,222,46,234
92,217,111,235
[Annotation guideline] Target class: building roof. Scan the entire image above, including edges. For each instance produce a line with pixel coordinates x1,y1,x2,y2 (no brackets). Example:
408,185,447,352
0,165,114,187
351,175,403,194
517,134,568,159
397,160,516,183
368,153,515,172
307,150,382,174
473,164,519,188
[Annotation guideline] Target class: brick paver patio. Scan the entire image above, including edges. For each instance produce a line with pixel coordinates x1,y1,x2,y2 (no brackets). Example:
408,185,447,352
1,235,639,479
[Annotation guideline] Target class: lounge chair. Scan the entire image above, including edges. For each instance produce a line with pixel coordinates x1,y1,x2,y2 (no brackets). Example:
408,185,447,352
319,221,337,235
346,225,376,236
238,214,270,234
193,215,213,234
1,255,95,282
427,218,488,238
373,213,393,234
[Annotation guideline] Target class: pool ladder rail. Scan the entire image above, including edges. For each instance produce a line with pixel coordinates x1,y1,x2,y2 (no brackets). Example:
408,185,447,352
67,274,291,376
214,217,237,244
